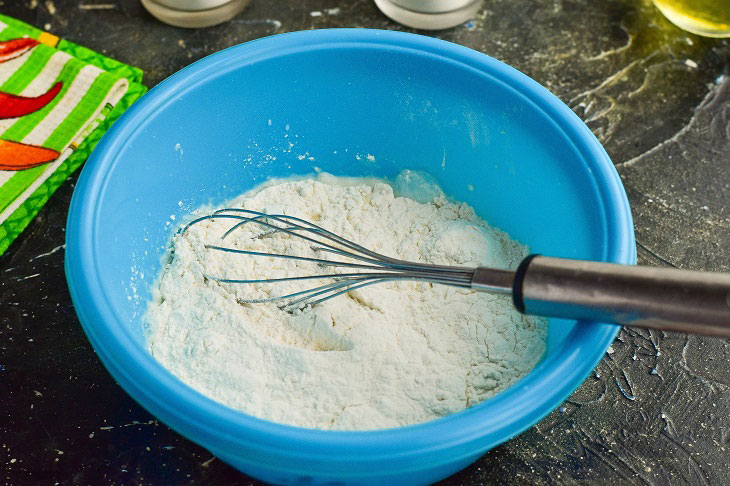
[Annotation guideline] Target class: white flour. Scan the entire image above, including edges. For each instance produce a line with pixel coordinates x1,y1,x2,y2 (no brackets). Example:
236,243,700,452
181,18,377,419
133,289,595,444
145,172,547,430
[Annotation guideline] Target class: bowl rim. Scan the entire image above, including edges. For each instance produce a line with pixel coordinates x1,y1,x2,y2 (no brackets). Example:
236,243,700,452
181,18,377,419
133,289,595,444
66,28,635,471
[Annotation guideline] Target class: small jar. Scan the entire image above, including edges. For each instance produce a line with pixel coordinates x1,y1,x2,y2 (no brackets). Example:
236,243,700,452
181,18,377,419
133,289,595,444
374,0,483,30
652,0,730,38
141,0,250,28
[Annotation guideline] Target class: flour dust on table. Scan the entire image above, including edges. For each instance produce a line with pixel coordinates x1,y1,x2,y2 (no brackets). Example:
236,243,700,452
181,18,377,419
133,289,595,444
144,171,547,430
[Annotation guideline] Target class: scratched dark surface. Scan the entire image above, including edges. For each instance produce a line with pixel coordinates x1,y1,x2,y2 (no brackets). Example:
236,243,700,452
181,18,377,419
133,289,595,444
1,0,729,484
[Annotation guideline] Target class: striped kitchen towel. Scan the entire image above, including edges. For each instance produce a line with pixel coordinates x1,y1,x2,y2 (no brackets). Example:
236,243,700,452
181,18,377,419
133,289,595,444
0,15,146,256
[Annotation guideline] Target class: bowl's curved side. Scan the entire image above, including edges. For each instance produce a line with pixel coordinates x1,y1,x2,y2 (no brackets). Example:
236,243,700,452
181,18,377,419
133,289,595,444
66,29,635,485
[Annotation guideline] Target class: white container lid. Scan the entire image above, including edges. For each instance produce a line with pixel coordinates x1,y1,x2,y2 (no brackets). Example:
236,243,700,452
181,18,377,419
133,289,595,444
388,0,478,14
375,0,482,30
141,0,249,28
153,0,232,10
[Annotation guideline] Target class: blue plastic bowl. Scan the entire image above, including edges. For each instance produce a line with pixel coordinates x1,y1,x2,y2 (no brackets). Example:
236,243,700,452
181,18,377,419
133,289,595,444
65,29,635,485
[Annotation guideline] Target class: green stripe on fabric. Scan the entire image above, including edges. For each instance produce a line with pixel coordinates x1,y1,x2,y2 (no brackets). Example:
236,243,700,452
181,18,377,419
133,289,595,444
0,24,22,42
0,15,41,40
44,74,113,150
0,164,46,214
0,46,54,93
57,39,144,84
1,59,84,142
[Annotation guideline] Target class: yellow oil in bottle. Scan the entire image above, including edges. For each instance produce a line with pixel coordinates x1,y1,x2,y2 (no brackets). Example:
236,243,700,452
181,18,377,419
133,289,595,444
653,0,730,37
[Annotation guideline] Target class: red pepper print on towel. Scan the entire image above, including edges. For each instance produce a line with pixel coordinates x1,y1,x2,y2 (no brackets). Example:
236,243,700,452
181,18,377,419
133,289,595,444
0,81,62,119
0,38,38,62
0,38,62,171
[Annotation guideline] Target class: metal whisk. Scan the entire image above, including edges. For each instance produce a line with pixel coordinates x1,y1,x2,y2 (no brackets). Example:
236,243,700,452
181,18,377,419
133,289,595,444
180,209,730,337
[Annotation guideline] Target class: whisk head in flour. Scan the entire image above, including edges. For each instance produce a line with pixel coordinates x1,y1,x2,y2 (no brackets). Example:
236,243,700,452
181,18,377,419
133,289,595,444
176,208,730,337
179,209,504,309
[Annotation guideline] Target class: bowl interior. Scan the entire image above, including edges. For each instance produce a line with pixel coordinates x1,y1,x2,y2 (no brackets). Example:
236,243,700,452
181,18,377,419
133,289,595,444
67,29,636,483
95,39,614,357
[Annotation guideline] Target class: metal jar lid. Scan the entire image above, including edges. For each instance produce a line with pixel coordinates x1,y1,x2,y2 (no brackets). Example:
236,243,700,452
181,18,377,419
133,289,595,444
374,0,483,30
388,0,478,13
141,0,249,28
153,0,232,9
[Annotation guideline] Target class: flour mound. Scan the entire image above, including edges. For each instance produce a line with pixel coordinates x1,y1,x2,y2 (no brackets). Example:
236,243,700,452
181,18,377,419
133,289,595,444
145,173,547,430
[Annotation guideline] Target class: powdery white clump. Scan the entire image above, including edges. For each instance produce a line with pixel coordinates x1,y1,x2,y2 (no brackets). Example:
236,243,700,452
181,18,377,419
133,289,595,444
145,173,547,430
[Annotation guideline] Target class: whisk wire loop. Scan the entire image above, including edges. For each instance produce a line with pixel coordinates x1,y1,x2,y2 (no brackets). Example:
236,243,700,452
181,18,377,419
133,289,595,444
180,209,477,307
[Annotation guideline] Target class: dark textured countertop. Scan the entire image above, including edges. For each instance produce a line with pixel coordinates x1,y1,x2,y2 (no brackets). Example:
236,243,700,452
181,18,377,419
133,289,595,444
2,1,729,484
